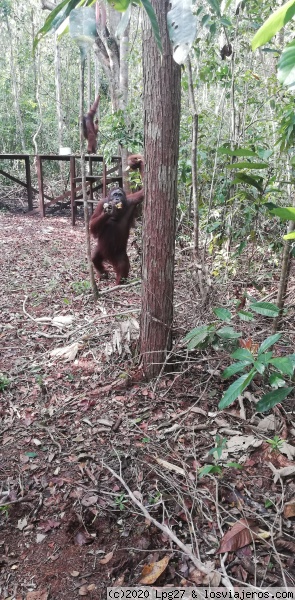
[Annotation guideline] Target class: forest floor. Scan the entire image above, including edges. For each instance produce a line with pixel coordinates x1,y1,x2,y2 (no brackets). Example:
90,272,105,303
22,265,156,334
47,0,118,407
1,196,295,600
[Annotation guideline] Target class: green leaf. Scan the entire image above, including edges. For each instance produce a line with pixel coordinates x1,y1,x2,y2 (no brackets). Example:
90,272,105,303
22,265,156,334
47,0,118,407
141,0,163,53
269,373,286,388
222,361,251,379
216,326,242,340
256,387,293,413
167,0,197,64
184,325,210,349
218,369,256,410
283,231,295,239
258,352,274,365
258,333,281,355
270,206,295,220
231,348,254,361
226,462,243,469
198,464,222,478
34,0,80,48
213,307,232,322
254,360,266,375
237,310,254,322
252,0,295,51
220,16,232,27
249,302,280,317
226,162,268,170
207,0,221,16
218,147,258,157
232,173,264,192
278,40,295,87
269,357,294,376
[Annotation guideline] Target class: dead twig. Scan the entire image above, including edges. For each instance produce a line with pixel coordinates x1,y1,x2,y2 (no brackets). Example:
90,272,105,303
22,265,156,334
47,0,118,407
103,461,212,575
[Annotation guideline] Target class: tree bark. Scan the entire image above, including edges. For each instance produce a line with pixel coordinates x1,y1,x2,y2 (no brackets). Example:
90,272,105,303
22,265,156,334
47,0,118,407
6,17,26,152
140,0,181,379
54,33,64,153
80,57,98,301
186,56,199,258
119,23,130,189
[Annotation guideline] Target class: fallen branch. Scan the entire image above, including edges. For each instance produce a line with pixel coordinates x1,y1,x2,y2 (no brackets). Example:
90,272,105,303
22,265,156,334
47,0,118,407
104,461,211,575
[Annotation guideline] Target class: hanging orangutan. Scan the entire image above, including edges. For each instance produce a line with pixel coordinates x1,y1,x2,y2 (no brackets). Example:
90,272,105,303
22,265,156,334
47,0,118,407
83,94,100,154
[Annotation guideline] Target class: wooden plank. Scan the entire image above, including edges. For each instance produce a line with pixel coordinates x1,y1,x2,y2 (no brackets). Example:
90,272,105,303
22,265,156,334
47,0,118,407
0,154,30,159
0,168,28,188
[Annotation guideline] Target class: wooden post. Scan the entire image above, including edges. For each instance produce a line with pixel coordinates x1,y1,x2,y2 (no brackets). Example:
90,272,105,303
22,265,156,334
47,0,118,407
24,156,33,211
36,156,45,217
89,156,93,214
103,159,107,197
70,156,77,226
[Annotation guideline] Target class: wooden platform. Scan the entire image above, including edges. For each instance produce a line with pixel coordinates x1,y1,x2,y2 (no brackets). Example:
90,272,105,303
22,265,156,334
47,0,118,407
0,154,123,225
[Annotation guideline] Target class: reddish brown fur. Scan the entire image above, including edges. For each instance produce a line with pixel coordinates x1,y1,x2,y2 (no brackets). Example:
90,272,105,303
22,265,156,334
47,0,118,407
83,95,100,154
90,155,144,285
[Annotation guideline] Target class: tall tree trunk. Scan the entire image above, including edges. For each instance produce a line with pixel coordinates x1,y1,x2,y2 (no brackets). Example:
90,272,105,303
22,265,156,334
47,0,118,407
6,17,26,151
80,57,98,301
54,33,64,158
186,56,199,258
119,23,130,189
140,0,181,379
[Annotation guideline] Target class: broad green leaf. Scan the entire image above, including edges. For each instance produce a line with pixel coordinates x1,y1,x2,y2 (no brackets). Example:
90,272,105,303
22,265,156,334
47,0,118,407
254,361,266,375
284,231,295,239
270,206,295,220
258,352,274,365
226,162,268,170
269,373,286,388
167,0,197,64
258,149,273,160
252,0,295,51
216,326,242,340
207,0,221,16
34,0,80,48
270,357,294,376
231,348,254,361
198,464,222,477
218,369,256,410
141,0,162,53
256,387,293,412
184,324,209,342
201,14,211,26
220,16,232,27
237,310,254,322
213,307,232,322
258,333,281,355
222,361,250,379
218,147,258,157
184,325,210,349
232,173,264,192
249,302,280,317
